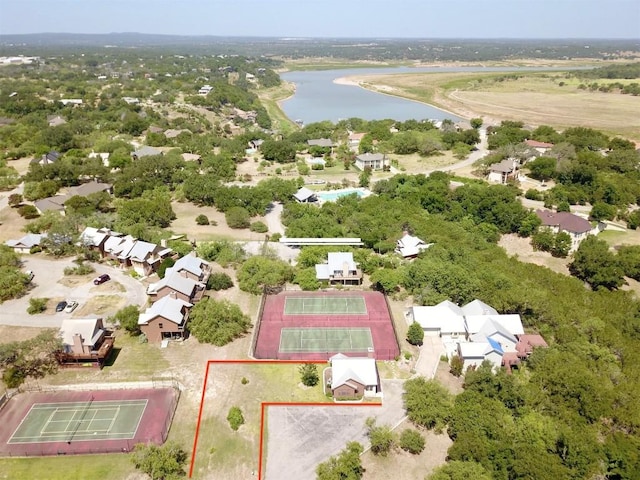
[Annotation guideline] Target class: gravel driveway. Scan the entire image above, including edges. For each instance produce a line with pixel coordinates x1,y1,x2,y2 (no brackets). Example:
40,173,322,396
265,379,406,480
0,256,148,328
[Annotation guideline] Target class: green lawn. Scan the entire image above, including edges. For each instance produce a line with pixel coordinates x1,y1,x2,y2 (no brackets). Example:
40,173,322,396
0,455,136,480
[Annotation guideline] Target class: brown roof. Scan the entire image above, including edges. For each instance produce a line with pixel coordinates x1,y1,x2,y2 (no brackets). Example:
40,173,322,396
516,334,548,357
535,209,592,234
489,159,515,173
525,139,554,149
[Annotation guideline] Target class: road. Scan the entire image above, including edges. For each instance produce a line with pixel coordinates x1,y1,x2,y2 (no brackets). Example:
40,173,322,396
0,257,148,328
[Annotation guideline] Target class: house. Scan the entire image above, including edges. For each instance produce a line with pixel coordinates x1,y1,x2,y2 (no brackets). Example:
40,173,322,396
59,98,83,106
535,209,599,252
31,151,60,166
457,338,504,371
138,295,193,342
127,240,173,277
198,84,213,95
34,196,67,214
406,300,466,338
307,138,335,148
293,187,317,203
88,151,110,167
248,139,264,150
79,227,121,254
165,254,211,283
515,334,548,358
122,97,140,104
329,354,380,400
470,318,519,353
57,318,114,367
147,272,205,303
315,252,362,285
348,132,366,149
103,235,137,267
67,181,113,197
525,139,554,153
5,233,46,254
395,233,433,259
488,158,518,184
355,153,387,171
47,115,66,127
131,146,162,160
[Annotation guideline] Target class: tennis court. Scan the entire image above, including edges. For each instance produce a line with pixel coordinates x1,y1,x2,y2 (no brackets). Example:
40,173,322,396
8,399,147,444
279,327,373,353
284,296,367,315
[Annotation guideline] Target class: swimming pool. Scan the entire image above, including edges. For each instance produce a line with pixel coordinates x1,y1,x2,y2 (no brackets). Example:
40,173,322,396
316,188,370,202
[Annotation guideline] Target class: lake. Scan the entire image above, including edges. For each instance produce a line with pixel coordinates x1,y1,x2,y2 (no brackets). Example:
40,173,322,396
280,66,571,124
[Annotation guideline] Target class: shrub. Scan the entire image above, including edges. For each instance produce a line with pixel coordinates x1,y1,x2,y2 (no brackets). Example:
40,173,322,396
227,406,244,431
195,214,209,225
157,257,175,279
524,189,543,201
407,322,424,346
450,355,464,377
207,272,233,291
27,297,48,315
399,429,425,454
17,205,39,219
63,263,95,276
270,233,282,242
299,363,319,387
366,418,395,456
241,377,249,385
250,221,268,233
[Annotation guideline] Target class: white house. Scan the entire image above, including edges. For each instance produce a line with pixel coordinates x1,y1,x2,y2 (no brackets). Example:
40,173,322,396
329,354,380,399
315,252,362,285
293,187,317,203
395,233,433,259
535,209,601,252
406,300,466,338
5,233,46,254
198,85,213,95
487,158,518,184
457,338,504,371
355,153,387,171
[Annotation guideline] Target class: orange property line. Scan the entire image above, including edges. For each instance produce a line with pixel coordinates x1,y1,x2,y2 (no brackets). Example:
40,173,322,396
188,359,382,479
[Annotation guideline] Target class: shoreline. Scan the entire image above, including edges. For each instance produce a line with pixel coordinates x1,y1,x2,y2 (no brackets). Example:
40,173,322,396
333,75,471,122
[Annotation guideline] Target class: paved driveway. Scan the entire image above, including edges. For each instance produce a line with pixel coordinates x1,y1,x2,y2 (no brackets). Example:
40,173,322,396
265,379,406,480
0,256,148,328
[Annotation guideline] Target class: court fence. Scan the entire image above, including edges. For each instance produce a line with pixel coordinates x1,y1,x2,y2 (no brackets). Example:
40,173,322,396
16,377,183,394
255,348,400,361
249,291,268,358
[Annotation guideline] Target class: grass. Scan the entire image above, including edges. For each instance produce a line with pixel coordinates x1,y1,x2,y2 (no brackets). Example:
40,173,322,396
256,82,298,135
0,454,136,480
599,228,640,247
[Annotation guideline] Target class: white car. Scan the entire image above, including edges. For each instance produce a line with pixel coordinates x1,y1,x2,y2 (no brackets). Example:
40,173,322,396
64,301,79,313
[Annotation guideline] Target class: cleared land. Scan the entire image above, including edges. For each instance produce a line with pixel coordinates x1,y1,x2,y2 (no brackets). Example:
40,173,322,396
345,71,640,139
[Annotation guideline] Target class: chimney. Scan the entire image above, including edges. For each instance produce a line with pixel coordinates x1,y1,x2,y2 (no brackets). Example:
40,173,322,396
169,291,177,300
160,239,167,248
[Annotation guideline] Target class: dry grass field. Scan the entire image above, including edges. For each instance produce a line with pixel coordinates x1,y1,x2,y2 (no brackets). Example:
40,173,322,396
348,71,640,139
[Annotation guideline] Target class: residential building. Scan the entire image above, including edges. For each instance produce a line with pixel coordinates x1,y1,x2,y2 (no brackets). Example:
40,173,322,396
293,187,317,203
79,227,122,254
165,254,211,283
31,151,60,166
198,85,213,95
131,146,162,160
34,196,67,214
307,138,335,148
47,115,66,127
147,272,205,303
488,158,518,184
406,300,466,338
57,318,114,367
458,338,504,371
535,209,600,252
329,354,380,400
355,153,387,171
525,139,554,154
348,132,366,149
126,241,173,277
5,233,46,254
138,295,193,342
395,233,432,259
315,252,362,285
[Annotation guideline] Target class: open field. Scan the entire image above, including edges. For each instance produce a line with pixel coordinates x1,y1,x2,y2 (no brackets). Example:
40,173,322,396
256,82,298,134
498,233,570,276
346,70,640,139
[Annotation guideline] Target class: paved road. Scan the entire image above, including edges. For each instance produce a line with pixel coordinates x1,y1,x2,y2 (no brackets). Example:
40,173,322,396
0,257,148,328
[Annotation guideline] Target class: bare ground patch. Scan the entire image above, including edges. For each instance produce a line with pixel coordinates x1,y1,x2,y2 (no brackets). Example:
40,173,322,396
498,233,570,276
74,295,126,317
0,206,28,243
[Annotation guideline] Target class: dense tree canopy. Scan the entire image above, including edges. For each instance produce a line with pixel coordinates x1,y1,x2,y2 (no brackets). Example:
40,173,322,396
188,298,251,346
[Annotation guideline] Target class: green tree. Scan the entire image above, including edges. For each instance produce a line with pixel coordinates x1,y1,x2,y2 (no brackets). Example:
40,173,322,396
518,212,542,237
195,214,209,225
206,272,234,291
428,461,492,480
407,322,424,346
295,267,321,291
27,297,48,315
188,298,251,346
366,418,395,456
225,206,251,229
551,231,571,258
403,377,453,432
0,331,62,388
299,363,319,387
399,428,425,454
470,118,483,129
237,256,294,295
131,441,187,480
569,236,624,290
316,441,364,480
527,156,556,182
227,406,245,431
110,305,141,336
157,257,175,279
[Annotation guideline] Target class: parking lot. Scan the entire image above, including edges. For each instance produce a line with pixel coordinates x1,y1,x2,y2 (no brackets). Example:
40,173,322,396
0,256,148,328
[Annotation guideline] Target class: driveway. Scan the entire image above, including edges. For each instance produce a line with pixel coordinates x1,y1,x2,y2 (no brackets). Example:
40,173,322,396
0,256,148,328
265,379,406,480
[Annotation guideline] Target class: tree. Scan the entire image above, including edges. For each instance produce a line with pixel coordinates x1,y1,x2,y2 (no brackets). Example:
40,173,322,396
470,118,483,129
527,156,556,182
0,331,62,388
299,363,319,387
316,441,364,480
188,298,251,346
227,406,244,431
428,461,492,480
225,206,250,229
131,441,187,480
110,305,141,335
295,267,321,291
8,193,22,206
27,297,48,314
399,428,425,454
237,256,294,295
206,272,234,291
403,377,453,432
366,418,395,456
157,257,175,279
569,236,624,290
407,322,424,346
17,204,39,219
449,355,464,377
195,214,209,225
551,231,571,258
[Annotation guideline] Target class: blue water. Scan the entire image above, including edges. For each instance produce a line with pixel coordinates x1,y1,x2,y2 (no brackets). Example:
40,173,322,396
280,66,575,124
317,189,367,202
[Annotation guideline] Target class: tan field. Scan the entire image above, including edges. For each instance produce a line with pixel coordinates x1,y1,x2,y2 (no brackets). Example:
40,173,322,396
345,71,640,139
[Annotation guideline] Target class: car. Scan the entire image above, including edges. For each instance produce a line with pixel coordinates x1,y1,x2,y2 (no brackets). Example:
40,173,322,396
93,273,110,285
64,301,79,313
55,300,67,312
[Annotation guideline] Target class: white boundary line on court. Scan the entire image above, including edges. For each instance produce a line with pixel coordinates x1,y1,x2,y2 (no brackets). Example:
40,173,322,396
105,405,121,433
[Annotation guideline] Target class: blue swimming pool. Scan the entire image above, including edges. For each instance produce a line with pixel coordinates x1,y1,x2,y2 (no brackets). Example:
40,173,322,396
316,188,370,202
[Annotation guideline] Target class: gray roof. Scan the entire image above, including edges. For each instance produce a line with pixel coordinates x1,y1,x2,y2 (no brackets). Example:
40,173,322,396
6,233,46,249
132,146,162,158
147,272,202,297
356,153,385,162
293,187,316,202
138,295,192,326
68,181,112,197
167,254,209,277
59,318,105,351
461,299,498,316
308,138,334,148
34,196,67,212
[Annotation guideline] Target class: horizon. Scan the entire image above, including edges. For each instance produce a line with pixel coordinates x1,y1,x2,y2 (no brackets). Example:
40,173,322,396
1,0,639,39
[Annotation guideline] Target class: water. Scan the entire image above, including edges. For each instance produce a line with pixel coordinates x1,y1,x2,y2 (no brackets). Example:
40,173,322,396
280,66,574,124
316,188,370,202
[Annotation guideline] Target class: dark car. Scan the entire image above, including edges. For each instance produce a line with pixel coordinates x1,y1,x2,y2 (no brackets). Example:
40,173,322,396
93,274,111,285
55,300,67,312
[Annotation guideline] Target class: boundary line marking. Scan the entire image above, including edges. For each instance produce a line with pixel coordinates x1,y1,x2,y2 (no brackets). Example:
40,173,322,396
187,359,381,479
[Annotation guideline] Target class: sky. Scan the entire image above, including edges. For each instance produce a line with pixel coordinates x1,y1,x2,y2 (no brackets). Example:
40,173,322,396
0,0,639,39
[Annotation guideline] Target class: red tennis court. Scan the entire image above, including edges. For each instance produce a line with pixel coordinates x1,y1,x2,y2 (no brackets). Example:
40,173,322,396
252,291,400,360
0,387,179,457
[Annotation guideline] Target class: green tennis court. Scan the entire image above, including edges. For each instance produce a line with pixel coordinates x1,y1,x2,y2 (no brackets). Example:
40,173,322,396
279,327,373,353
284,296,367,315
8,399,147,444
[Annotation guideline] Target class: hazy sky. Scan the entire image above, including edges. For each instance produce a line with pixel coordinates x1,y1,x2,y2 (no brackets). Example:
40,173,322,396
1,0,639,38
